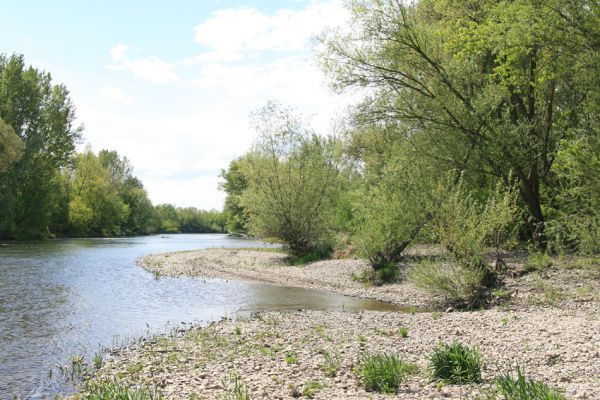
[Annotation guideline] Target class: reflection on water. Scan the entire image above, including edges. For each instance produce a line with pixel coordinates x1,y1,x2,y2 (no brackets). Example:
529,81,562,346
0,234,400,398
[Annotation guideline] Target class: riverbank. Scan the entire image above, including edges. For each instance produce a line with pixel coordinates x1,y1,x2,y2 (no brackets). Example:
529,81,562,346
77,249,599,399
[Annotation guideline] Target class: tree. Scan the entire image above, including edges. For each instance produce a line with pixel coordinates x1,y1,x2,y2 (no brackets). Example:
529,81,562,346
321,0,599,249
219,157,250,235
0,54,81,239
241,102,340,256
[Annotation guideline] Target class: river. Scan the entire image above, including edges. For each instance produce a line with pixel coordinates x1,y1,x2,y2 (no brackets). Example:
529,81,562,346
0,234,397,398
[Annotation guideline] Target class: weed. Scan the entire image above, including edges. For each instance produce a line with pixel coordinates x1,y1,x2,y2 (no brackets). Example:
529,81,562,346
319,350,341,377
79,379,162,399
399,326,409,338
356,353,418,394
432,312,443,321
285,351,299,365
485,368,566,400
429,341,482,384
93,352,103,370
235,325,242,336
302,381,324,398
220,373,252,400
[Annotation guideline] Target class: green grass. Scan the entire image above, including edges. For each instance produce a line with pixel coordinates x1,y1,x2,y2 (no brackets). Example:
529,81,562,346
78,380,162,400
319,350,341,377
220,374,252,400
399,326,409,338
356,353,419,394
429,341,482,384
286,247,331,265
302,380,324,398
485,368,566,400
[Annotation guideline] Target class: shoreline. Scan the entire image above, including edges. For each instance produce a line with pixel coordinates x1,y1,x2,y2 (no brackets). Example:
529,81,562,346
75,249,599,399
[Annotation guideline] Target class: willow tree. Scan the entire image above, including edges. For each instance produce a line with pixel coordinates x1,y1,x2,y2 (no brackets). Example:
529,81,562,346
242,102,340,256
321,0,599,249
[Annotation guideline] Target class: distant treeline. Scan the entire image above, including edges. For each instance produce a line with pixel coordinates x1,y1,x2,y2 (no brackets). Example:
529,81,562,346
0,54,224,240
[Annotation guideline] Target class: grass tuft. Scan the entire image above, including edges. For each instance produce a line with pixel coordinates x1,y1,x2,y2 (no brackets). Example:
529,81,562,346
220,373,252,400
485,368,566,400
356,353,418,394
429,341,482,384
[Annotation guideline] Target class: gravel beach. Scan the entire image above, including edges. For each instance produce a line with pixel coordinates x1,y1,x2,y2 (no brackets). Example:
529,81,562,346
79,249,599,399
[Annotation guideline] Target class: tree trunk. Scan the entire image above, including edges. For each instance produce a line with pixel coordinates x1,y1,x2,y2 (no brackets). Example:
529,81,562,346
520,174,547,251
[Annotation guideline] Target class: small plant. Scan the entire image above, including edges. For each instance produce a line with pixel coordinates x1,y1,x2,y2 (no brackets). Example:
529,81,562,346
80,379,163,399
429,342,482,384
93,352,103,370
221,373,252,400
302,381,324,398
432,312,443,321
399,326,409,338
356,353,418,394
285,351,299,365
485,368,566,400
235,325,242,335
524,253,553,273
319,350,341,377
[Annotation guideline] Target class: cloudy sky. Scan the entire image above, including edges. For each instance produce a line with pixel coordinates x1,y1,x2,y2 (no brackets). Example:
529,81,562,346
0,0,352,210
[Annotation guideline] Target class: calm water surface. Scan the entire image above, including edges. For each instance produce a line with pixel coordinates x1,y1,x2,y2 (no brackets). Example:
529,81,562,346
0,234,397,398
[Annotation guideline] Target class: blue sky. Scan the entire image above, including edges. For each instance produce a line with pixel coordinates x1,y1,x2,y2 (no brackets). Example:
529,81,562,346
0,0,351,210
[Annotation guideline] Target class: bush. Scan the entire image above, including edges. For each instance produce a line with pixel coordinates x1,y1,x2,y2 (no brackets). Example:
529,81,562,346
486,368,566,400
429,342,482,384
356,353,418,394
410,259,489,308
524,253,553,273
413,179,519,308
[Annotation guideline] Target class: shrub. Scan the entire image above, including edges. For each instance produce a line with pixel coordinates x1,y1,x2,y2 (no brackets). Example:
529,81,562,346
356,353,418,394
486,368,566,400
79,380,162,400
429,342,482,384
524,253,553,273
410,259,489,308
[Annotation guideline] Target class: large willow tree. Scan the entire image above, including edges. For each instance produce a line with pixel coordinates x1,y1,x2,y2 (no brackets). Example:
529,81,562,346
321,0,599,249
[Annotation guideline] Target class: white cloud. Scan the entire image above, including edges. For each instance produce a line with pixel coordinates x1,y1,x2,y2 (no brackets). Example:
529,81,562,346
84,1,354,209
100,85,133,104
190,1,347,63
107,44,180,84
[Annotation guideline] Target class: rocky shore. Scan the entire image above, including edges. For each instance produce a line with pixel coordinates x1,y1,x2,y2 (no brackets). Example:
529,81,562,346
79,249,599,399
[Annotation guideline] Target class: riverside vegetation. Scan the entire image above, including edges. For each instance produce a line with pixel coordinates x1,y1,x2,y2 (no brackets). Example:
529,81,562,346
1,0,599,398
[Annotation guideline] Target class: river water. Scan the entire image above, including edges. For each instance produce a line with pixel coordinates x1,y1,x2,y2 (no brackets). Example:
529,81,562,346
0,234,398,398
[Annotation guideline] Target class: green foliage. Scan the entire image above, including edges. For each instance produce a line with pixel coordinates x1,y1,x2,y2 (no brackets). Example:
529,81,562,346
486,368,566,400
348,129,437,269
321,0,600,250
0,117,24,172
410,179,519,308
285,245,331,265
410,259,488,308
240,102,340,257
429,342,482,384
219,157,250,236
78,380,162,400
524,253,553,273
356,353,418,394
0,53,82,239
319,350,341,377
